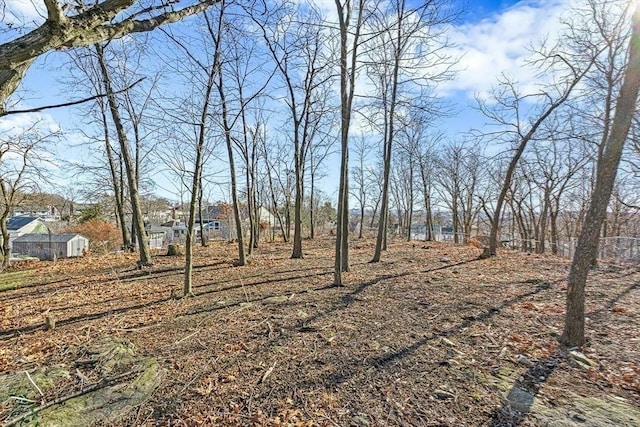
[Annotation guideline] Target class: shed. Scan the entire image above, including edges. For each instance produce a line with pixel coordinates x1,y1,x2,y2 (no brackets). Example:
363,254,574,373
12,233,89,260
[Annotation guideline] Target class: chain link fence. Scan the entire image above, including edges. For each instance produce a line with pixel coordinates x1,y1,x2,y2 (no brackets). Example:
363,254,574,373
411,229,640,266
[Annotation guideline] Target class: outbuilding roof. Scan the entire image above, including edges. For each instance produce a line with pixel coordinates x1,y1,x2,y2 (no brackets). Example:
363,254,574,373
13,233,87,243
7,216,41,231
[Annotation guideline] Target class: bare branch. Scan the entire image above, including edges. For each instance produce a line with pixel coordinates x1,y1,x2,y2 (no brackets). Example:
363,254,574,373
0,0,221,112
43,0,66,24
0,77,145,117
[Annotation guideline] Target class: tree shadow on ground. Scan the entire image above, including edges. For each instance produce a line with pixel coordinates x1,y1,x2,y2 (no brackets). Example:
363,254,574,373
371,281,553,368
0,267,335,340
284,274,555,394
587,280,639,319
301,258,482,327
0,260,230,304
196,265,333,291
0,295,176,340
488,350,564,426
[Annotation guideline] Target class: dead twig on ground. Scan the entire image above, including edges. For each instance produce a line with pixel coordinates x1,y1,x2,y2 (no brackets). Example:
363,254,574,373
4,370,139,427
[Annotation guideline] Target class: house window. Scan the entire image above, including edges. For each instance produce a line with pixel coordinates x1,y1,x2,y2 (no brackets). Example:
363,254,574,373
204,221,220,231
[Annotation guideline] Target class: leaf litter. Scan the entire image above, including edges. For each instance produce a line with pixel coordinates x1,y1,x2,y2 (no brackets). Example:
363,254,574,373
0,239,638,426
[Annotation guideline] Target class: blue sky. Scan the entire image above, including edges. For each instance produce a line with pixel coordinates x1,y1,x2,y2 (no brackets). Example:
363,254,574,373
465,0,522,20
0,0,571,203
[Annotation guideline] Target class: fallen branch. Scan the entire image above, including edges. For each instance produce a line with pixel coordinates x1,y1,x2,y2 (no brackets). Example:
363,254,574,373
2,396,37,405
259,362,276,384
172,329,199,347
24,371,44,397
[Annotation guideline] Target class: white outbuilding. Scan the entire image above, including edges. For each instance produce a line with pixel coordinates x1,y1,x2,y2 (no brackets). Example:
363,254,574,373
12,233,89,260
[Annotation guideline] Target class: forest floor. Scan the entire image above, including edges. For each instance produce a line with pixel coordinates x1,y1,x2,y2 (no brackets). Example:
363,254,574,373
0,239,639,426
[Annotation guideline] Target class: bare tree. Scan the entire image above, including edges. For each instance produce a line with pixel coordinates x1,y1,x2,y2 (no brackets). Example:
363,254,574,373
98,95,131,249
0,121,56,269
333,0,367,284
414,128,440,242
158,8,224,290
66,54,132,249
350,134,375,239
95,42,155,266
561,4,640,347
368,0,454,262
528,128,590,254
260,136,290,242
479,73,596,257
389,138,417,241
0,0,221,113
434,140,483,244
568,0,631,266
57,45,142,250
253,2,333,259
221,26,273,254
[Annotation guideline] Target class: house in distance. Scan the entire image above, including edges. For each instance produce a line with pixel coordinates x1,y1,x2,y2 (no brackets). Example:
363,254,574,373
4,216,48,251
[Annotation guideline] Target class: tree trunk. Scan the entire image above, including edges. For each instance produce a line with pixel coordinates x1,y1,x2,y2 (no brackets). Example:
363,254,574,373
537,194,549,254
244,144,257,254
183,161,203,296
372,58,400,261
341,171,349,271
100,102,130,249
372,153,392,262
550,209,559,255
131,213,138,247
198,184,207,247
0,1,221,115
264,155,287,242
561,6,640,347
425,198,433,241
370,196,380,229
96,43,152,266
310,175,316,240
452,193,459,244
406,159,413,242
333,0,363,285
420,165,434,241
285,194,291,241
184,35,217,295
291,153,304,258
0,211,10,270
218,64,246,267
0,61,34,113
359,205,365,239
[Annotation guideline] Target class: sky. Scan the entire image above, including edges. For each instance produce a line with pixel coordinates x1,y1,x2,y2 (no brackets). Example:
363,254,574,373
0,0,574,204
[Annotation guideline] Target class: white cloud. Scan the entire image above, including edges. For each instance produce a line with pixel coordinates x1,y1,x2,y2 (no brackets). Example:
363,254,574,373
440,0,570,99
0,111,60,135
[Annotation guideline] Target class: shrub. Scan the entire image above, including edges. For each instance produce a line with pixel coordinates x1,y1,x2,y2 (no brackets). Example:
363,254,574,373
67,220,121,254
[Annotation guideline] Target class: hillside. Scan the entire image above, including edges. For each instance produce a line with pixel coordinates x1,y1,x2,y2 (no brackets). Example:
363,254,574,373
0,240,638,426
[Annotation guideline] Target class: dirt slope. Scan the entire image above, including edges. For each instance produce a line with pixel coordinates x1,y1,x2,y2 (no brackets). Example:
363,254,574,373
0,239,638,426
